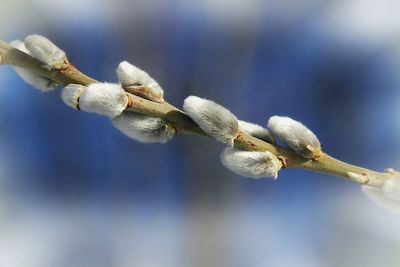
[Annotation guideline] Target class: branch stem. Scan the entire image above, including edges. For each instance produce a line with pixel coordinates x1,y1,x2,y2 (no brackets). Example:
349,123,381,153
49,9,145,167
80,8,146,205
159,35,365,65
0,39,396,187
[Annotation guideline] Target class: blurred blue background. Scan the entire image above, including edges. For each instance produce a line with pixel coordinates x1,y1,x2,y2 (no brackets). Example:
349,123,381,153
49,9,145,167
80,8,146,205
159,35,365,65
0,0,400,266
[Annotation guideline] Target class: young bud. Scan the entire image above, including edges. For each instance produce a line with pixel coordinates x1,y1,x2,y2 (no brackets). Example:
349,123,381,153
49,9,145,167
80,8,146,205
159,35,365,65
112,111,175,143
61,84,85,110
183,96,239,146
24,34,66,69
347,171,369,184
10,40,57,92
79,83,128,118
238,120,275,144
362,177,400,212
116,61,164,103
221,148,281,179
267,116,322,159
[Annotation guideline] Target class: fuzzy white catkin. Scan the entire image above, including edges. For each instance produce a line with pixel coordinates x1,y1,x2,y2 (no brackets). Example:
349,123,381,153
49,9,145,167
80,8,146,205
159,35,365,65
238,120,275,144
362,177,400,212
382,177,400,202
24,34,66,68
221,148,281,179
116,61,164,103
79,83,128,118
267,116,321,159
10,40,56,92
61,84,85,110
112,111,175,143
183,96,239,146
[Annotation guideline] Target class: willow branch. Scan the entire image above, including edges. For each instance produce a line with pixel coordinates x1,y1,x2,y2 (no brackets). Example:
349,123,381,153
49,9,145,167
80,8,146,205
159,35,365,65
0,40,397,187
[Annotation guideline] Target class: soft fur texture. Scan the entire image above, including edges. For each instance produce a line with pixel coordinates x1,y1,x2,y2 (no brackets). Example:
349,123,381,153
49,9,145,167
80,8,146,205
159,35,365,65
79,83,128,118
383,177,400,202
238,120,275,144
267,116,321,159
362,178,400,212
112,111,175,143
183,96,239,146
61,84,85,110
221,148,281,179
24,34,66,68
116,61,164,103
10,40,56,92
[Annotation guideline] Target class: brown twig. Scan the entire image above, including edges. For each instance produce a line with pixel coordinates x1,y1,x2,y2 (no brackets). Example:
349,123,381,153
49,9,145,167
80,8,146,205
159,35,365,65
0,39,397,187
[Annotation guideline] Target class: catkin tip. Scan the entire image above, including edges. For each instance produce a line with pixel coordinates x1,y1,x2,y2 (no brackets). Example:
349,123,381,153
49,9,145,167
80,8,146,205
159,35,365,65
112,111,175,143
268,115,321,159
61,84,85,110
116,60,164,103
79,83,127,118
183,96,239,145
238,120,275,144
9,39,58,92
24,34,66,68
221,148,281,179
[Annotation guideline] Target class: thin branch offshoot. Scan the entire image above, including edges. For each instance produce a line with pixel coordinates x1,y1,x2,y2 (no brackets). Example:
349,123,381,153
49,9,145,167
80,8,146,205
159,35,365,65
0,37,398,191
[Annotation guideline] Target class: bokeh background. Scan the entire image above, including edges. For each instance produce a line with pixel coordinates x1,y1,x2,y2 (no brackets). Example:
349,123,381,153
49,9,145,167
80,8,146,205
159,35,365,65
1,0,400,266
